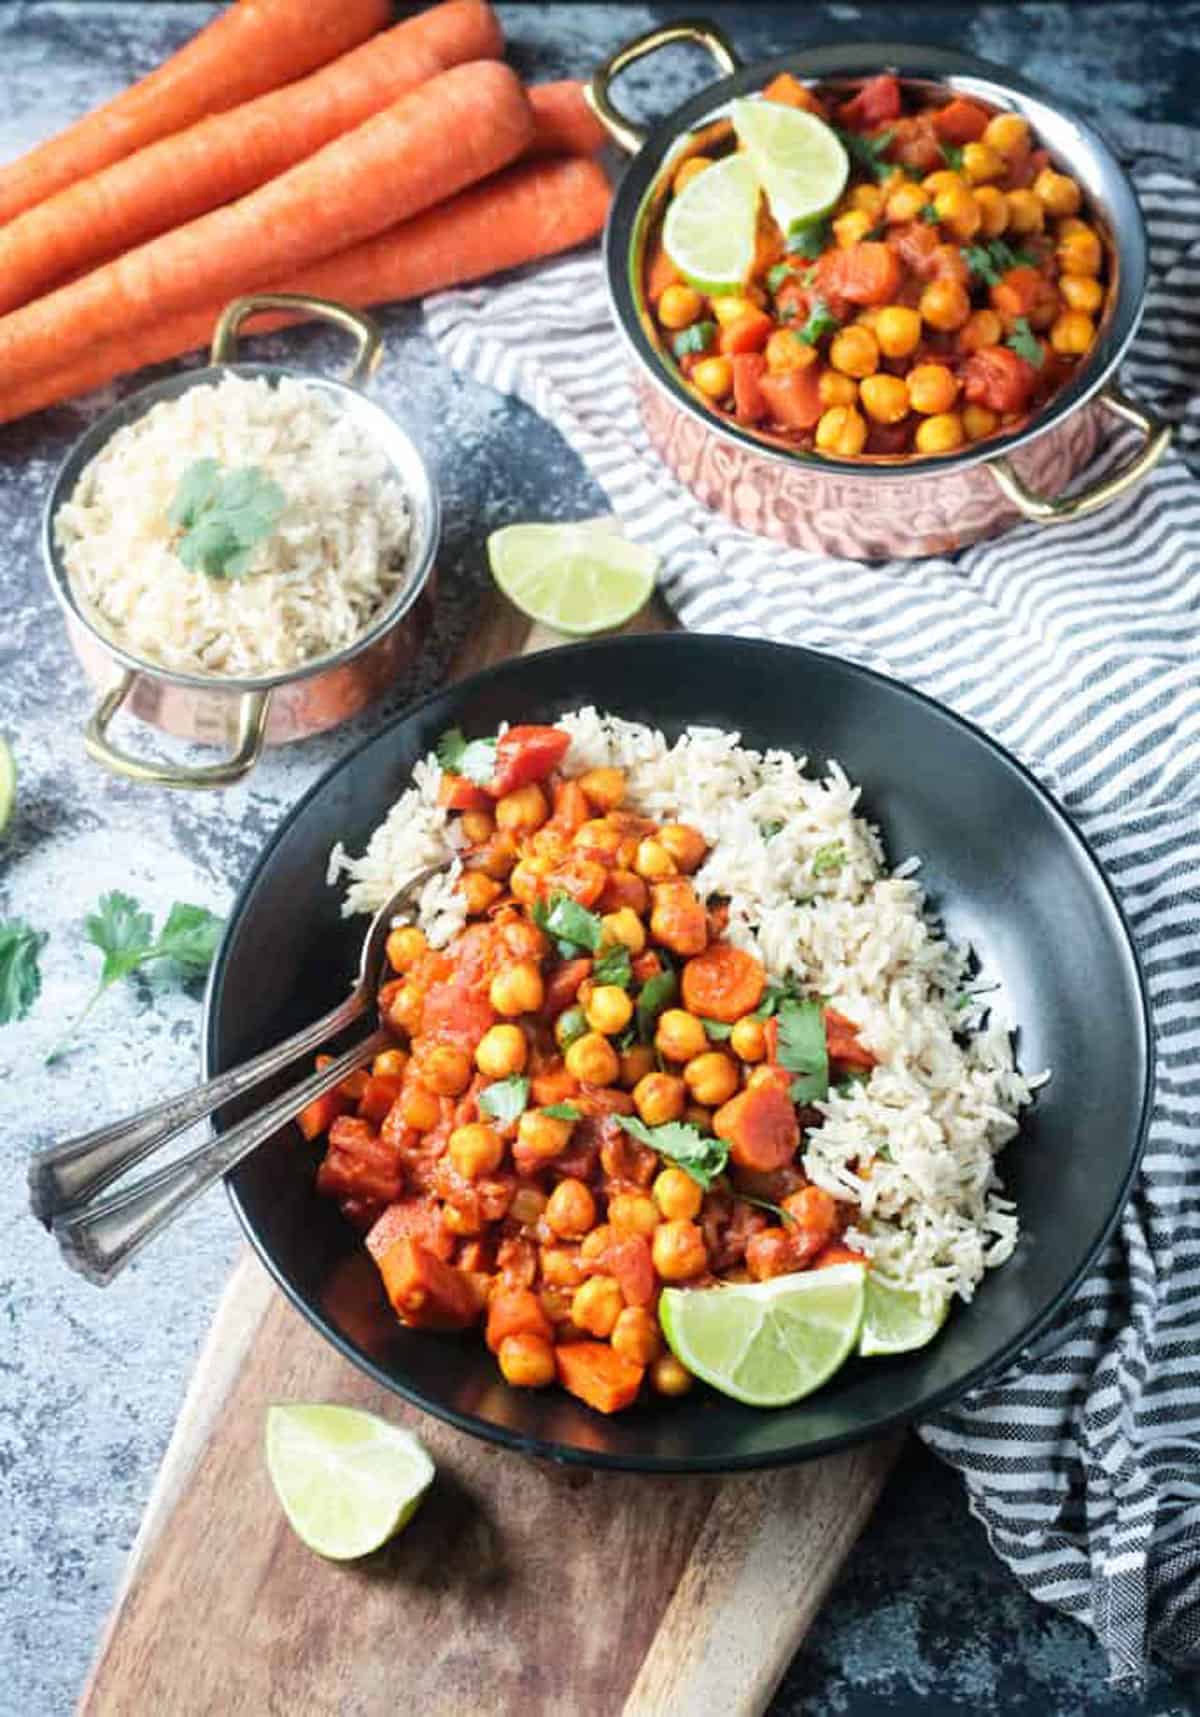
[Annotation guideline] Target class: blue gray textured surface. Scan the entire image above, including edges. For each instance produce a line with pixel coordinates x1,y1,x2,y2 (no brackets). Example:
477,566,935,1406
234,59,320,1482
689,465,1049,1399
0,4,1196,1714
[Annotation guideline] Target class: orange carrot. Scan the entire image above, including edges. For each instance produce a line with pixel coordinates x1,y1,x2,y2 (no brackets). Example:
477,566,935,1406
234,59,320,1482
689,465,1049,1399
555,1343,645,1415
0,155,609,426
0,61,534,394
0,0,392,228
0,1,505,316
528,81,610,156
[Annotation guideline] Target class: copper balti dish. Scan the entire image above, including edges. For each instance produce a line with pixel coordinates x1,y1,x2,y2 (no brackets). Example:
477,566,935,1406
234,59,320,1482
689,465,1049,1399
587,24,1171,560
42,294,439,789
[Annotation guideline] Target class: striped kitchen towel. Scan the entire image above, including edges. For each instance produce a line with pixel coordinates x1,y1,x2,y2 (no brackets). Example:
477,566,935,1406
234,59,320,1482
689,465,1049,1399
425,118,1200,1683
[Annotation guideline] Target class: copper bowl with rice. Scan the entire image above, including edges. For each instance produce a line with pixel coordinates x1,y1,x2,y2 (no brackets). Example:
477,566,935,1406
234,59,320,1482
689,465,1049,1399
42,294,439,790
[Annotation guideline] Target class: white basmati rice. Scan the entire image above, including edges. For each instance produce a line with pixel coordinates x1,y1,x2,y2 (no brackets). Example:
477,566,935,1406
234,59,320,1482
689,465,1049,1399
56,374,412,678
330,706,1034,1309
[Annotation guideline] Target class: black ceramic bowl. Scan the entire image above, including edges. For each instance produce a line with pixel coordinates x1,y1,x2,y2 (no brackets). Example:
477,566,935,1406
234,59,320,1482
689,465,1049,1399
206,635,1152,1471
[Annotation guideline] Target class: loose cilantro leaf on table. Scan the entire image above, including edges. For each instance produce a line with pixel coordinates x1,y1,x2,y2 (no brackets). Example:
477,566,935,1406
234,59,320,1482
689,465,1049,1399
170,458,285,579
1007,317,1045,368
635,966,678,1042
477,1075,529,1126
617,1116,729,1190
592,942,632,990
775,996,830,1104
0,919,47,1023
435,727,498,785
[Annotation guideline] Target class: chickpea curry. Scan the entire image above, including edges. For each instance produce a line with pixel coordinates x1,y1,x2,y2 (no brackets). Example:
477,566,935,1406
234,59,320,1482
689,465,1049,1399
301,723,874,1417
647,72,1107,460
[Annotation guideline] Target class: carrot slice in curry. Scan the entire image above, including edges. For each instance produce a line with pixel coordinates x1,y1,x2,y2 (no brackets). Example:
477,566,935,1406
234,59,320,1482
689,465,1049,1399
681,943,766,1024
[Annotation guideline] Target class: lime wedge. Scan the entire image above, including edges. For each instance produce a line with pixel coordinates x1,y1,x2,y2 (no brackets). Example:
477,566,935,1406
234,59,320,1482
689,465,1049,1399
662,152,760,293
731,98,848,235
659,1263,866,1408
859,1276,950,1357
0,739,15,836
488,520,657,636
265,1404,434,1560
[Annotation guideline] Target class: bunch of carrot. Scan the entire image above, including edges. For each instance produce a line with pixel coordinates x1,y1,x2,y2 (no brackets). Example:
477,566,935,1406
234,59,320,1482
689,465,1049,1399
0,0,612,425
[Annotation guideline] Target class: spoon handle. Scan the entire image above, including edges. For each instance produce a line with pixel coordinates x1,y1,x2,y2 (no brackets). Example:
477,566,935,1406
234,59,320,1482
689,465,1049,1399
50,1026,392,1286
28,988,369,1225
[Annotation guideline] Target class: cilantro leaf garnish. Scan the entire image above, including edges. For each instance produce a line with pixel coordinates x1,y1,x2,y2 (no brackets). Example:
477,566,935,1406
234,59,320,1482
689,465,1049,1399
700,1018,734,1041
766,262,795,293
775,997,829,1104
797,298,840,346
672,321,716,358
533,892,603,954
834,127,896,181
920,203,941,225
1007,317,1045,368
811,840,846,877
0,919,47,1023
592,942,632,989
47,891,224,1063
760,820,784,842
477,1075,529,1126
617,1116,729,1190
170,458,285,579
752,973,806,1020
435,726,498,786
785,217,832,260
963,238,1036,287
541,1102,582,1120
940,142,965,171
636,966,678,1042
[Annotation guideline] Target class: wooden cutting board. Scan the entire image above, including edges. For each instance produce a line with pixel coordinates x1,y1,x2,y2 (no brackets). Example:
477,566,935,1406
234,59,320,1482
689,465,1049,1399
80,596,902,1717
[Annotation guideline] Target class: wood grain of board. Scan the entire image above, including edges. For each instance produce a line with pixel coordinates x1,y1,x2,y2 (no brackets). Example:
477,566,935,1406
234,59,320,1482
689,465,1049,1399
80,586,902,1717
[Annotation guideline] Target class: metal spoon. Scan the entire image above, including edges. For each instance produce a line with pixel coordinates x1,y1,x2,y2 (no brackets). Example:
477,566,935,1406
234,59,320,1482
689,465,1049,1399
28,863,443,1286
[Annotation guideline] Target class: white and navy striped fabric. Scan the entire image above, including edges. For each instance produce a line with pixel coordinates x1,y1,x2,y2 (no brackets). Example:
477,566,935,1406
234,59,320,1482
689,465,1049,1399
424,123,1200,1681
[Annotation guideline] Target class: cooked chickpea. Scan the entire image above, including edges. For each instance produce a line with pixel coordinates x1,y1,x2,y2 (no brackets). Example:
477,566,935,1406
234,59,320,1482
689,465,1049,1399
449,1121,504,1180
400,1081,441,1132
573,817,623,857
611,1306,663,1366
657,282,704,331
572,1275,624,1338
443,1201,482,1237
495,782,549,835
815,405,868,456
1033,168,1082,218
711,294,758,327
565,1031,620,1087
372,1047,408,1080
489,961,545,1017
385,981,424,1036
652,1166,703,1222
834,208,875,248
655,1008,708,1064
421,1043,472,1097
516,1108,573,1161
1049,309,1095,355
933,182,981,241
475,1023,527,1080
652,1219,708,1282
921,168,962,198
959,308,1004,353
546,1177,597,1240
983,112,1030,157
586,984,635,1037
460,871,502,916
498,1331,556,1389
541,1244,585,1288
919,277,971,332
634,837,678,881
963,402,999,442
608,1191,661,1237
1057,220,1102,276
1060,274,1103,314
385,924,427,973
914,412,965,456
907,362,959,415
973,184,1009,238
874,305,922,359
619,1043,656,1089
601,906,646,956
729,1016,767,1062
859,372,910,425
692,355,733,400
818,369,858,409
684,1051,741,1107
508,859,543,907
961,140,1004,184
654,828,708,881
473,831,519,880
673,154,712,195
554,1005,589,1053
633,1071,687,1127
650,1353,694,1396
1005,189,1045,235
459,808,495,845
579,1225,611,1263
885,179,928,224
765,329,816,375
829,324,879,379
574,768,623,814
510,1184,547,1227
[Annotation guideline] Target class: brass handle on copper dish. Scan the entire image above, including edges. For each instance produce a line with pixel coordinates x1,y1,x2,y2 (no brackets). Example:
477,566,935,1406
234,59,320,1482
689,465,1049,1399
986,386,1171,523
84,673,272,790
211,290,384,385
585,18,740,154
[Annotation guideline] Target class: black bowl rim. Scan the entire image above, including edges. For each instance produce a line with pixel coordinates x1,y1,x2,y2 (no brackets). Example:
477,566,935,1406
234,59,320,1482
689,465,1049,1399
206,633,1154,1472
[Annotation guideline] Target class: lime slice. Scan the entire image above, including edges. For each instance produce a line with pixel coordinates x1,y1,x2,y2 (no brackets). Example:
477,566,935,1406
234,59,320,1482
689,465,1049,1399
731,98,849,235
488,521,657,636
859,1276,950,1357
662,152,760,293
659,1263,866,1408
265,1404,434,1560
0,739,15,836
